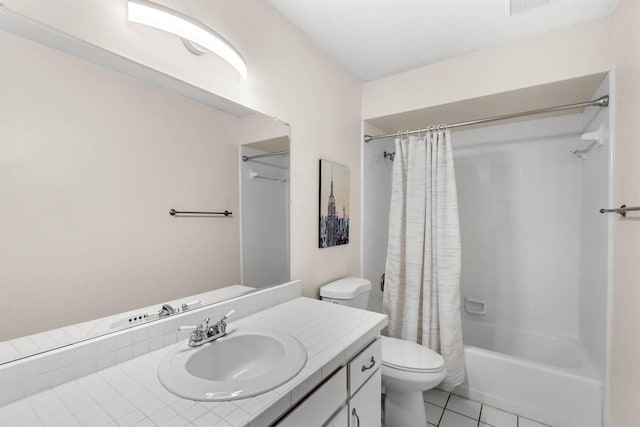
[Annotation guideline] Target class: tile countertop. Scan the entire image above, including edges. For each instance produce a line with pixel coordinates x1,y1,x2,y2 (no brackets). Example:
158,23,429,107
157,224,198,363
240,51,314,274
0,298,388,427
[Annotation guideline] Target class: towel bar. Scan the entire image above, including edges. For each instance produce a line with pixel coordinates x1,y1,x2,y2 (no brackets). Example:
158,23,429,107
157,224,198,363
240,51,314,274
169,209,232,217
599,205,640,217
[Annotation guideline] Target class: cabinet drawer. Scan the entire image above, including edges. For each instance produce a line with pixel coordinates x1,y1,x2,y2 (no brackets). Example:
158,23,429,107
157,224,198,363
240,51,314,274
277,366,347,427
348,338,381,396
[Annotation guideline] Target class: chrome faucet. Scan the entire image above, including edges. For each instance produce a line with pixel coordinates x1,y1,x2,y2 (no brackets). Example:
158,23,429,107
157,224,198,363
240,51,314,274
179,310,235,347
159,304,176,317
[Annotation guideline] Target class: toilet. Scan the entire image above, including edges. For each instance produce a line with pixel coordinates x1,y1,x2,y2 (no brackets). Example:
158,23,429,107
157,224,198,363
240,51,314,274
320,277,447,427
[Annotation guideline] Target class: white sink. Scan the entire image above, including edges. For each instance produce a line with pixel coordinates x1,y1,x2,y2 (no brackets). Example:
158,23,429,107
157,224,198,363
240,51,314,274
158,328,307,401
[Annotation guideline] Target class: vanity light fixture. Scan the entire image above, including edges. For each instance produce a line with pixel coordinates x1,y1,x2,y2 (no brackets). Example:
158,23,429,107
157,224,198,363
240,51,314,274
127,0,247,79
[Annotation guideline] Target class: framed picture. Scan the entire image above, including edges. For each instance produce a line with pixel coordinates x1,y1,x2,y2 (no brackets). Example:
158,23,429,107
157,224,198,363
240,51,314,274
319,159,349,248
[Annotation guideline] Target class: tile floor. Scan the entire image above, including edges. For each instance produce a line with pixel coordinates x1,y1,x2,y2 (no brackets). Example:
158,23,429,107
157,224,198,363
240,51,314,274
423,389,551,427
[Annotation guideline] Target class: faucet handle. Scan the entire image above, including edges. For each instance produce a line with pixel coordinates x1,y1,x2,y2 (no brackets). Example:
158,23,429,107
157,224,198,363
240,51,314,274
221,310,235,322
178,323,204,332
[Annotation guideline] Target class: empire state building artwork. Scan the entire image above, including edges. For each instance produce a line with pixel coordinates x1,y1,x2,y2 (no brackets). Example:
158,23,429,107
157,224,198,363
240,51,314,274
319,159,349,248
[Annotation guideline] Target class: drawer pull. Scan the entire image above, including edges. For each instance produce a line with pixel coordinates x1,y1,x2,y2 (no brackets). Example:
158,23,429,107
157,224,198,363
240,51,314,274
361,356,376,372
352,408,360,427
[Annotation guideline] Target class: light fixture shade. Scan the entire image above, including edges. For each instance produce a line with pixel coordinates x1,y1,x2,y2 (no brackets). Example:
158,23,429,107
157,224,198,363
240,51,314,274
128,0,247,79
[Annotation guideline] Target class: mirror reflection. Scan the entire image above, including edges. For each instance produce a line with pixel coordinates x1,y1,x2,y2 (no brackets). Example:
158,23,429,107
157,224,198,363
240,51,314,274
0,27,290,364
241,137,290,287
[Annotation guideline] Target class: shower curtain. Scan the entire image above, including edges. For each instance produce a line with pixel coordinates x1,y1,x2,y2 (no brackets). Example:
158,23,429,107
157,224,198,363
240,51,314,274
383,130,465,389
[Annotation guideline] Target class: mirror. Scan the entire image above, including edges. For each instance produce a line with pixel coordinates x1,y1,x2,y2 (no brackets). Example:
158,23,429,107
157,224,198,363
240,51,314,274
0,17,290,364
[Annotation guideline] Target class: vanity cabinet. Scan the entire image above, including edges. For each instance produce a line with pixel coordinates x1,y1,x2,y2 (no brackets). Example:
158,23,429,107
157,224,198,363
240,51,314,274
276,338,381,427
277,368,347,427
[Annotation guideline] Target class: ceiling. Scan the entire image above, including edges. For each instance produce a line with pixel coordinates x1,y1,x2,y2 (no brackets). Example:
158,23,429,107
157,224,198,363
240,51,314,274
266,0,619,82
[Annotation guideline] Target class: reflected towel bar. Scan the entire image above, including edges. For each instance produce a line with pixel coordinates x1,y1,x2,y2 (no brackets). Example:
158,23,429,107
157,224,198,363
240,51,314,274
242,150,289,162
170,209,232,217
599,205,640,217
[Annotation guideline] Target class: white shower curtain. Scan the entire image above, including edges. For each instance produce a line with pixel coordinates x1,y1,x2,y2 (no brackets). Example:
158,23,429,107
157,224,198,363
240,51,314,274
383,130,465,390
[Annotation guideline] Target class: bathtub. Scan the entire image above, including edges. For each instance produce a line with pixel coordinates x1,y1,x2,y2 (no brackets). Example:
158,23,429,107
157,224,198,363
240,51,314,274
455,320,602,427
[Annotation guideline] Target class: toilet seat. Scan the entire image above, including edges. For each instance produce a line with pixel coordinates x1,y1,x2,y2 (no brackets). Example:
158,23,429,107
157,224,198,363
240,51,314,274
381,336,445,373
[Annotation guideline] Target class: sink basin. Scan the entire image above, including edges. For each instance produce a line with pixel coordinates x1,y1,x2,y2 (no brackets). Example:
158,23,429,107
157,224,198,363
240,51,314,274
158,328,307,401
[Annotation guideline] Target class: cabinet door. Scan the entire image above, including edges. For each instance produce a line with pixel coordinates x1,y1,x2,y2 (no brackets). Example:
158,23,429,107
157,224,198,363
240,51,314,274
349,369,381,427
325,405,348,427
277,367,347,427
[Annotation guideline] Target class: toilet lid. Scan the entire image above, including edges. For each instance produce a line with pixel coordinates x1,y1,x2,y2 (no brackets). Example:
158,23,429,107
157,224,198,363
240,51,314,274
381,336,445,373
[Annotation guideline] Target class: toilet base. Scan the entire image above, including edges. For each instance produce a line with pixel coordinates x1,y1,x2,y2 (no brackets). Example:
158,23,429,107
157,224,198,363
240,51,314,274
384,390,425,427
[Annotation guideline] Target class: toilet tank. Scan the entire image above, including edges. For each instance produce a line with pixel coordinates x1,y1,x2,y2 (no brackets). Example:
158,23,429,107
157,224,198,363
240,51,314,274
320,277,371,309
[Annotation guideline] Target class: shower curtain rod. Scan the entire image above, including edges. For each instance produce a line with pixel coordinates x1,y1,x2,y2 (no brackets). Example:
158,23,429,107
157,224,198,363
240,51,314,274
363,95,609,143
242,150,289,162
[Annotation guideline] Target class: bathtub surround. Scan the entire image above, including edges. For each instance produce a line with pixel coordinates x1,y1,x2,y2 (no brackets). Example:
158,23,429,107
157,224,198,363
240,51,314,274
454,112,607,343
578,76,611,377
384,130,464,390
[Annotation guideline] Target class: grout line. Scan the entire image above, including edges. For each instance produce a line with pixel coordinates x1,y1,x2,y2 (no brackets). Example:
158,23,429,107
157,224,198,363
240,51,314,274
437,393,452,426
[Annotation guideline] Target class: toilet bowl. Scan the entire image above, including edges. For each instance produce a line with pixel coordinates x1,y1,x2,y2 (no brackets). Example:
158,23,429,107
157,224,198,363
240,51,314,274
381,336,447,427
320,277,447,427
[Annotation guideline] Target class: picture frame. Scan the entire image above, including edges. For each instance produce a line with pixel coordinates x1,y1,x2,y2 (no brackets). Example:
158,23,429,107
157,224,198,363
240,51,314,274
319,159,349,248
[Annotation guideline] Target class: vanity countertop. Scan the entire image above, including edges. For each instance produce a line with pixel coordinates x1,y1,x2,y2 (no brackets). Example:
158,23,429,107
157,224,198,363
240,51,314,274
0,297,387,427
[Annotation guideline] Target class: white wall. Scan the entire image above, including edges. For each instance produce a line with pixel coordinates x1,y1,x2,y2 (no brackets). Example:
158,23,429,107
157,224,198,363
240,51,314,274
0,0,363,299
611,0,640,424
0,30,240,339
240,147,290,287
362,16,613,121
